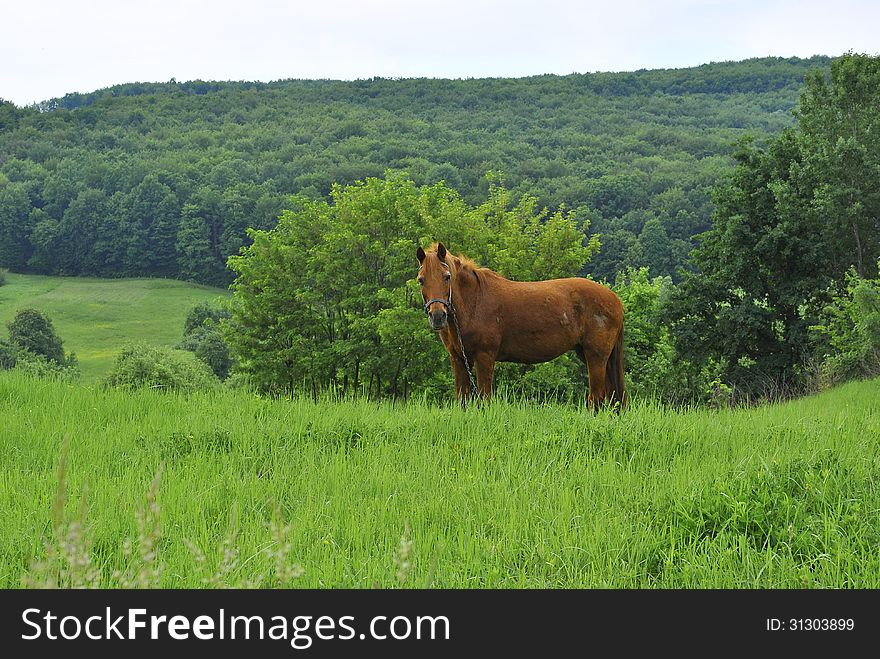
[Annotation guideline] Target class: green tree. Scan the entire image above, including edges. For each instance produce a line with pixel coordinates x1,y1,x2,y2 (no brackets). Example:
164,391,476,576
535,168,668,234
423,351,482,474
587,227,637,282
613,267,721,403
227,172,596,398
667,54,880,394
26,210,60,272
0,183,35,270
225,196,327,393
634,218,676,278
667,135,825,391
183,301,231,335
795,53,880,278
124,175,181,277
56,188,107,274
7,308,66,364
177,189,226,285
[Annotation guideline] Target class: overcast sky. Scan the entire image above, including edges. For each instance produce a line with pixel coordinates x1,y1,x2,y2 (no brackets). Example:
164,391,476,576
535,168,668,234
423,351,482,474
2,0,878,106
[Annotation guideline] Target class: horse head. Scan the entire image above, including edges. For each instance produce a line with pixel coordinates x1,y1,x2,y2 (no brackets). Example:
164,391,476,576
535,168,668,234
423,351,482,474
416,242,454,331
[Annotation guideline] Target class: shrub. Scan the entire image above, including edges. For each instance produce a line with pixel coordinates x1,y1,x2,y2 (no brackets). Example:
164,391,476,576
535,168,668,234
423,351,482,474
13,350,79,381
7,308,65,364
193,330,233,380
183,301,231,336
105,344,219,392
0,339,16,369
614,267,728,405
177,302,234,380
223,371,256,391
496,357,585,403
178,325,233,380
0,339,79,380
810,264,880,386
1,312,78,380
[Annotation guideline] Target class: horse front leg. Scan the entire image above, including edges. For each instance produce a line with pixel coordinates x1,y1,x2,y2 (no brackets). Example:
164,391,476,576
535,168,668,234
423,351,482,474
475,352,496,400
450,353,472,403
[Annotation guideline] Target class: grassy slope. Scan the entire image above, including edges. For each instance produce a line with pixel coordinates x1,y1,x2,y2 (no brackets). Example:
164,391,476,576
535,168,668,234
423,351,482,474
0,371,877,588
0,273,228,381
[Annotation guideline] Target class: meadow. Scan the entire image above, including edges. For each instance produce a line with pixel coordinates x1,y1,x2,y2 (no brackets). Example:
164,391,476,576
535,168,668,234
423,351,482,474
1,369,878,588
0,273,227,381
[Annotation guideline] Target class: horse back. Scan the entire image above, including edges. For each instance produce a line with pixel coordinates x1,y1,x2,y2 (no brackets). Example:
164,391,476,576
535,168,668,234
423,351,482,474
482,275,622,363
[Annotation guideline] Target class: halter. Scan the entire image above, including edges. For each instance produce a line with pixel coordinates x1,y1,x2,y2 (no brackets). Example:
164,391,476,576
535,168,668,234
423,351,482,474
423,297,451,312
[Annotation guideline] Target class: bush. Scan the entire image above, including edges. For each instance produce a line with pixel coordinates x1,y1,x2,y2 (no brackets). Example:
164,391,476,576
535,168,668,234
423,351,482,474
0,339,79,380
0,339,16,369
183,301,231,336
7,308,65,364
810,264,880,386
223,371,257,391
496,356,586,403
193,330,233,380
105,344,219,393
2,311,79,380
614,267,727,405
177,302,234,380
178,325,233,379
13,350,79,381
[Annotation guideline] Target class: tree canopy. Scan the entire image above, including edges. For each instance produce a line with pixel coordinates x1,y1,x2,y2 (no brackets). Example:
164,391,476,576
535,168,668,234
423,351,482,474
667,53,880,394
0,57,829,286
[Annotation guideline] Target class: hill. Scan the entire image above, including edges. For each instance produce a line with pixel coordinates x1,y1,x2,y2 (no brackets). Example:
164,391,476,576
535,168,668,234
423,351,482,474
0,273,227,381
0,56,832,285
1,370,876,587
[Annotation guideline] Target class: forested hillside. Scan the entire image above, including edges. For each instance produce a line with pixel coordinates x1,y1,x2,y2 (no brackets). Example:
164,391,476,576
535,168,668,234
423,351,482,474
0,56,830,285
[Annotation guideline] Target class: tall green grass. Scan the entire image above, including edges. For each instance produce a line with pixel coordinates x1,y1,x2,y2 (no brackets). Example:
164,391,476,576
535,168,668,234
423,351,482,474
0,273,227,381
1,370,878,588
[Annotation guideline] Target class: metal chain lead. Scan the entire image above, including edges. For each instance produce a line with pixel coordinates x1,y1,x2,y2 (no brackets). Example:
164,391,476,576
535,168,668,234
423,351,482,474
450,301,475,390
447,275,475,392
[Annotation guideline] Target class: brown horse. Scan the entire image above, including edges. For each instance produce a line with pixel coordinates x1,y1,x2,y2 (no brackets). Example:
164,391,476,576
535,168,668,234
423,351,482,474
416,242,626,409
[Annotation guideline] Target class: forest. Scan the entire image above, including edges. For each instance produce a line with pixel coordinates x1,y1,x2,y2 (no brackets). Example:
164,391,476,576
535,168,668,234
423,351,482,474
1,56,829,286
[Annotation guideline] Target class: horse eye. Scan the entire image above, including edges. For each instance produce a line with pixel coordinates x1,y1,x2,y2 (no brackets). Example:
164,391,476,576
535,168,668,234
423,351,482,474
417,276,425,285
444,273,451,281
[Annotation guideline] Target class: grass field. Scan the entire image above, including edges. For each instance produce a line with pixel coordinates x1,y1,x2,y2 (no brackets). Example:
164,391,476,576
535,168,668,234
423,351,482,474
1,370,877,588
0,273,228,382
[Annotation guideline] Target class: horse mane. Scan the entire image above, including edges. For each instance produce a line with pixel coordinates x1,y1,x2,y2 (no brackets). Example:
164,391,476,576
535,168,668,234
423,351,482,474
426,243,482,274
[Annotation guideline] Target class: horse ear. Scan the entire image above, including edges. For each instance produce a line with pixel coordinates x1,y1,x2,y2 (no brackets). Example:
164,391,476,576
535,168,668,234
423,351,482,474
416,246,426,263
437,242,447,262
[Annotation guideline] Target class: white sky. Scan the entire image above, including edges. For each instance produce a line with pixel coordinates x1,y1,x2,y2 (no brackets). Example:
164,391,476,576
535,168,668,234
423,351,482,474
2,0,878,106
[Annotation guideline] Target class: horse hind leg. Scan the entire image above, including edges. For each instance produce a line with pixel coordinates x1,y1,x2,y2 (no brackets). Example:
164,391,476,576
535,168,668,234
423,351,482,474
587,360,608,411
575,345,607,412
604,327,626,410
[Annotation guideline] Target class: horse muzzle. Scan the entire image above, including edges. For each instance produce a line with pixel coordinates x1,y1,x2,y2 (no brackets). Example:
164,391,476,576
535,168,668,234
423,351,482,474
424,297,450,331
429,311,448,330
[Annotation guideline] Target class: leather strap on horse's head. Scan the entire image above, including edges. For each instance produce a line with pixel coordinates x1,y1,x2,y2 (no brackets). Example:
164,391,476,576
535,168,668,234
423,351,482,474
423,297,451,313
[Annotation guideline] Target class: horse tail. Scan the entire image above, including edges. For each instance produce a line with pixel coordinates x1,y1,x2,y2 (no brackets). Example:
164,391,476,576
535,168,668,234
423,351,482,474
608,324,627,410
